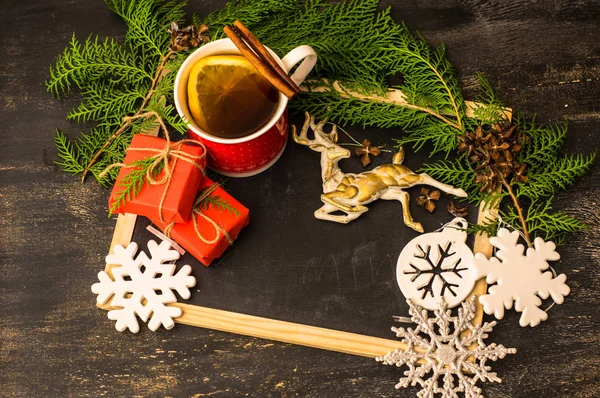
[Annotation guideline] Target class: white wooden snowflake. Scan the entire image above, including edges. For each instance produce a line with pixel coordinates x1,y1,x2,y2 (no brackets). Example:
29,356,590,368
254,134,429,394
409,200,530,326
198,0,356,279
471,228,570,327
377,297,516,397
92,240,196,333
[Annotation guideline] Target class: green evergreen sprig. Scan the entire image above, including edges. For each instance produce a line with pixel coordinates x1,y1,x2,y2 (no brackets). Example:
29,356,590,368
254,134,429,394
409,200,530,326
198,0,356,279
54,130,84,175
292,83,435,129
198,0,405,92
468,197,588,246
470,72,508,125
419,157,481,203
518,152,596,200
507,198,587,245
518,116,567,170
197,194,241,217
109,157,165,215
47,35,152,98
48,0,188,186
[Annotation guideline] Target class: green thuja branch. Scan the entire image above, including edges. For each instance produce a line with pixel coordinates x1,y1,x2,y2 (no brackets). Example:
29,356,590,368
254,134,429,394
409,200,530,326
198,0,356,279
198,195,241,217
393,28,465,131
264,5,467,157
407,69,594,244
48,0,189,185
198,0,465,137
505,198,587,245
467,216,499,238
290,83,434,128
470,72,508,125
425,88,593,243
197,0,297,41
194,172,237,215
518,115,567,169
105,109,194,215
206,170,230,187
395,118,459,156
518,152,596,200
109,157,165,215
198,0,406,92
47,35,153,97
54,130,84,174
419,157,480,202
467,197,588,245
105,0,187,57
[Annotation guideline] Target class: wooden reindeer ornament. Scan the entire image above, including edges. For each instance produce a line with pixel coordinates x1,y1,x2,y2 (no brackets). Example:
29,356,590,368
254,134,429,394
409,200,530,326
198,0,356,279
292,113,468,232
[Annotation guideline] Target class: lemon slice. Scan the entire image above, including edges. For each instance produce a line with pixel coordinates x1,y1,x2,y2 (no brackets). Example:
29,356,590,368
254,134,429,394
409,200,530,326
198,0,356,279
187,55,279,138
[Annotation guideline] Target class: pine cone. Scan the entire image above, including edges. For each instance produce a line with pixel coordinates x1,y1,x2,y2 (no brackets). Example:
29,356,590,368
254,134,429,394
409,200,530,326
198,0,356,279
459,122,529,192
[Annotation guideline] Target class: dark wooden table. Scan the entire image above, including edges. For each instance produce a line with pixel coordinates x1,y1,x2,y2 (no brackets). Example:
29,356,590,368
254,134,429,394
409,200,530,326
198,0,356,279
2,1,599,397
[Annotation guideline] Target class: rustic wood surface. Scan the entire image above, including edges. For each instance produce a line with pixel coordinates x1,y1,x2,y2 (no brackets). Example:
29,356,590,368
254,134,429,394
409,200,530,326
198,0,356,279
1,0,599,397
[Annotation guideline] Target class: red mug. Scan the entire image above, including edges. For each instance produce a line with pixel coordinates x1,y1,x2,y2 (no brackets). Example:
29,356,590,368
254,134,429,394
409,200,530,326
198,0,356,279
174,39,317,177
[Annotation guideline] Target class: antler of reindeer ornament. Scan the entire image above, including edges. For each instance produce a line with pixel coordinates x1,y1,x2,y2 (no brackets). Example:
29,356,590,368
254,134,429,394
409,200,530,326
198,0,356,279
292,113,468,232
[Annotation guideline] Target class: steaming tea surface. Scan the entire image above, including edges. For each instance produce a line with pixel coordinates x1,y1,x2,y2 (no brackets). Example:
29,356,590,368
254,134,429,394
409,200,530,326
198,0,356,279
187,55,279,139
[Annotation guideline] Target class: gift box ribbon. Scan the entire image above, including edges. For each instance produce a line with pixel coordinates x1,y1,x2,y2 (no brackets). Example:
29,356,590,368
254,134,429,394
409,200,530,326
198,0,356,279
163,183,234,246
101,135,207,222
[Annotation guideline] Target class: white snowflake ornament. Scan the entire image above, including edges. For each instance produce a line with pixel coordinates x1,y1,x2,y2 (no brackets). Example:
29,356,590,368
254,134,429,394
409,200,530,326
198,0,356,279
397,218,477,310
471,228,569,327
92,240,196,333
377,297,516,398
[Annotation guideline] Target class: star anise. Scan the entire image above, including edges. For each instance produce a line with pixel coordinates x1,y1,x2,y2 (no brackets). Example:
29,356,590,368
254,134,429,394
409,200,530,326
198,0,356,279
168,22,210,52
354,139,383,167
448,201,468,218
416,188,440,213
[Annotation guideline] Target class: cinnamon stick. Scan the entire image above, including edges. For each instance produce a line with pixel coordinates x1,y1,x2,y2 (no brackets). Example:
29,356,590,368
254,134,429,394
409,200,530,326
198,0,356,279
223,24,298,99
233,20,301,95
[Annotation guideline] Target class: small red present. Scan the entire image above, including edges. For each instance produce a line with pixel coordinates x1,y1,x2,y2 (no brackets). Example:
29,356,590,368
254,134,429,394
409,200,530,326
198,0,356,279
152,177,250,266
108,134,206,223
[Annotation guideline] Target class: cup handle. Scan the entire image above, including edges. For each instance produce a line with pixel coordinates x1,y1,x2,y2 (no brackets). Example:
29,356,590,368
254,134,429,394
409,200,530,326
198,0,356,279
281,45,317,87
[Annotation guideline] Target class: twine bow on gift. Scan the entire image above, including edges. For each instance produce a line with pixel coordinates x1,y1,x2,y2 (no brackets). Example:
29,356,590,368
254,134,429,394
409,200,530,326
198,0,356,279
164,183,234,246
100,131,207,222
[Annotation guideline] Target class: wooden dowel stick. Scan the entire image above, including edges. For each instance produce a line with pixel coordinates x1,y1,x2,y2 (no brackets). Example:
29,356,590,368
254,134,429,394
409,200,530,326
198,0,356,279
301,80,512,120
105,213,138,278
232,20,300,94
97,299,404,358
223,25,297,99
178,304,404,357
469,200,499,323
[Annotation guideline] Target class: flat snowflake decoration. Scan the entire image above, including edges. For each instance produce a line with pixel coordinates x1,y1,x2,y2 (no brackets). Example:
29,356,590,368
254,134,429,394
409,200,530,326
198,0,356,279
92,240,196,333
406,242,468,297
397,218,477,310
377,297,516,398
471,228,569,327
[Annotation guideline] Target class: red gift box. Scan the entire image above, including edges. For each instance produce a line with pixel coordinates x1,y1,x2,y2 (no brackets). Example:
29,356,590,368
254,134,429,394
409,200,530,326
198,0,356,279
109,134,206,223
152,177,250,266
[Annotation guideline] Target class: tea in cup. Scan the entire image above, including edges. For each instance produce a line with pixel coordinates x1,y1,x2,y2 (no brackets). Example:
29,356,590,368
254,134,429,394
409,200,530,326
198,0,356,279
174,39,317,177
187,54,279,139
